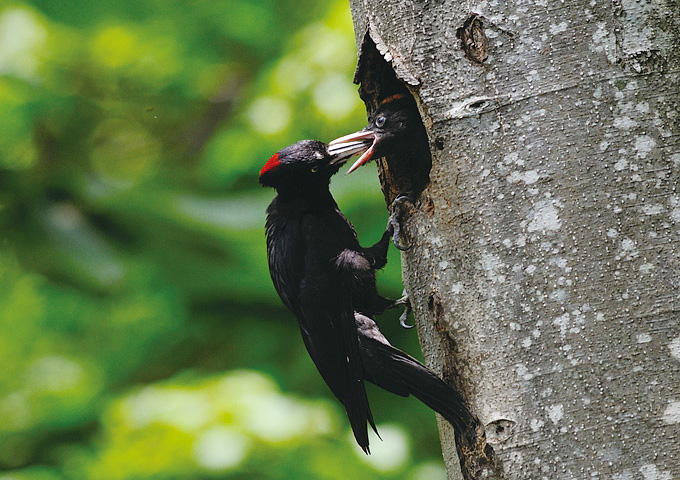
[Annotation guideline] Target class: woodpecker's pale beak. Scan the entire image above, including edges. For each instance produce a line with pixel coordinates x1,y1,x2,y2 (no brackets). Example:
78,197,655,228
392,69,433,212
328,130,377,174
327,138,372,165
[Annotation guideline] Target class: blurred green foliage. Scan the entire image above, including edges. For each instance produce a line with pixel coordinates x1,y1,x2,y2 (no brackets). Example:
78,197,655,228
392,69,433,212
0,2,446,479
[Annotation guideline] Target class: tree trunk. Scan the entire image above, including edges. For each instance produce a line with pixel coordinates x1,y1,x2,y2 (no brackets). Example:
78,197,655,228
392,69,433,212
346,1,680,479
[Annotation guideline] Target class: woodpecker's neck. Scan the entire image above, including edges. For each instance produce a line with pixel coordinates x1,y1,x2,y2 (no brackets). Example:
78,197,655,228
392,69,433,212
275,179,335,205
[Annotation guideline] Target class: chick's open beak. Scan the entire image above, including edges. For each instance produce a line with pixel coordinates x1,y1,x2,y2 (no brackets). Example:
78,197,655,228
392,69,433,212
328,130,377,174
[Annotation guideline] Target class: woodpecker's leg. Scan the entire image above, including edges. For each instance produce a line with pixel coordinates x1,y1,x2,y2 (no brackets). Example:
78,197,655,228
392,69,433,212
388,290,413,329
364,227,392,270
388,194,413,251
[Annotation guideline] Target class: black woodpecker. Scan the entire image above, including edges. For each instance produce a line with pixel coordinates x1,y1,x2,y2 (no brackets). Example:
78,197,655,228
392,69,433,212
260,140,476,453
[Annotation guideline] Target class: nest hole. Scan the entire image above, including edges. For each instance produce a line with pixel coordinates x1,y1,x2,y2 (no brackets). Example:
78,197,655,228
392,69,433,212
354,34,432,205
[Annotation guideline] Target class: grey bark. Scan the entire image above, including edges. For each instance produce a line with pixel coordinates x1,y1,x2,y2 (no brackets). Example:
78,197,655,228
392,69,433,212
346,1,680,479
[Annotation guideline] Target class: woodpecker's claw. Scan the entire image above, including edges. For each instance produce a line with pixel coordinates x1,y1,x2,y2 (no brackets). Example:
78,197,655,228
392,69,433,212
388,194,413,251
399,306,413,329
391,291,413,329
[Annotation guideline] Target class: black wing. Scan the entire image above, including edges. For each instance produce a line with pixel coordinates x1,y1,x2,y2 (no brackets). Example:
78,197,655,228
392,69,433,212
266,199,306,312
296,213,376,453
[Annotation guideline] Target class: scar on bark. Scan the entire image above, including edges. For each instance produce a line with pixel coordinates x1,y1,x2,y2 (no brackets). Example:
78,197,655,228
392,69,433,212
457,14,489,64
428,293,500,480
353,33,432,206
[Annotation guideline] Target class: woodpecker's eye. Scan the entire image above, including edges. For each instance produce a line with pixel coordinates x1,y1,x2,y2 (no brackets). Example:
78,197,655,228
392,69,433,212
375,116,386,128
311,166,320,173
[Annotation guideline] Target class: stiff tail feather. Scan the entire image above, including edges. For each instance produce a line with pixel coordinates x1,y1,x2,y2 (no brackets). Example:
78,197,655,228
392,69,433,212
345,373,378,454
372,341,478,438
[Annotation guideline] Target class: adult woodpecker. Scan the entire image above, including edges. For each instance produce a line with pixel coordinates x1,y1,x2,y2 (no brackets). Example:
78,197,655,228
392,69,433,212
260,140,476,453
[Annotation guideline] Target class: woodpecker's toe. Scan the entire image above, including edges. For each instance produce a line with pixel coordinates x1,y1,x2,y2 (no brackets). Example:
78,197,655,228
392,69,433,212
388,194,414,251
388,290,413,329
397,293,413,329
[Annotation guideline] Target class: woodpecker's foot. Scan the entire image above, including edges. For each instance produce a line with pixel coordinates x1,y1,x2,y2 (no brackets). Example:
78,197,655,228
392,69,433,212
399,303,413,329
388,194,413,251
390,291,413,329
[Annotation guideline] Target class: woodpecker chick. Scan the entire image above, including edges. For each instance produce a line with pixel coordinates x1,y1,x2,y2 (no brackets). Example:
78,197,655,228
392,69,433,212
328,94,430,177
328,94,430,249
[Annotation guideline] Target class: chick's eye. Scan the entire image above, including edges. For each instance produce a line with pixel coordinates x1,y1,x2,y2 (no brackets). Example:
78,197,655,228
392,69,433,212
375,116,386,128
311,166,320,173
